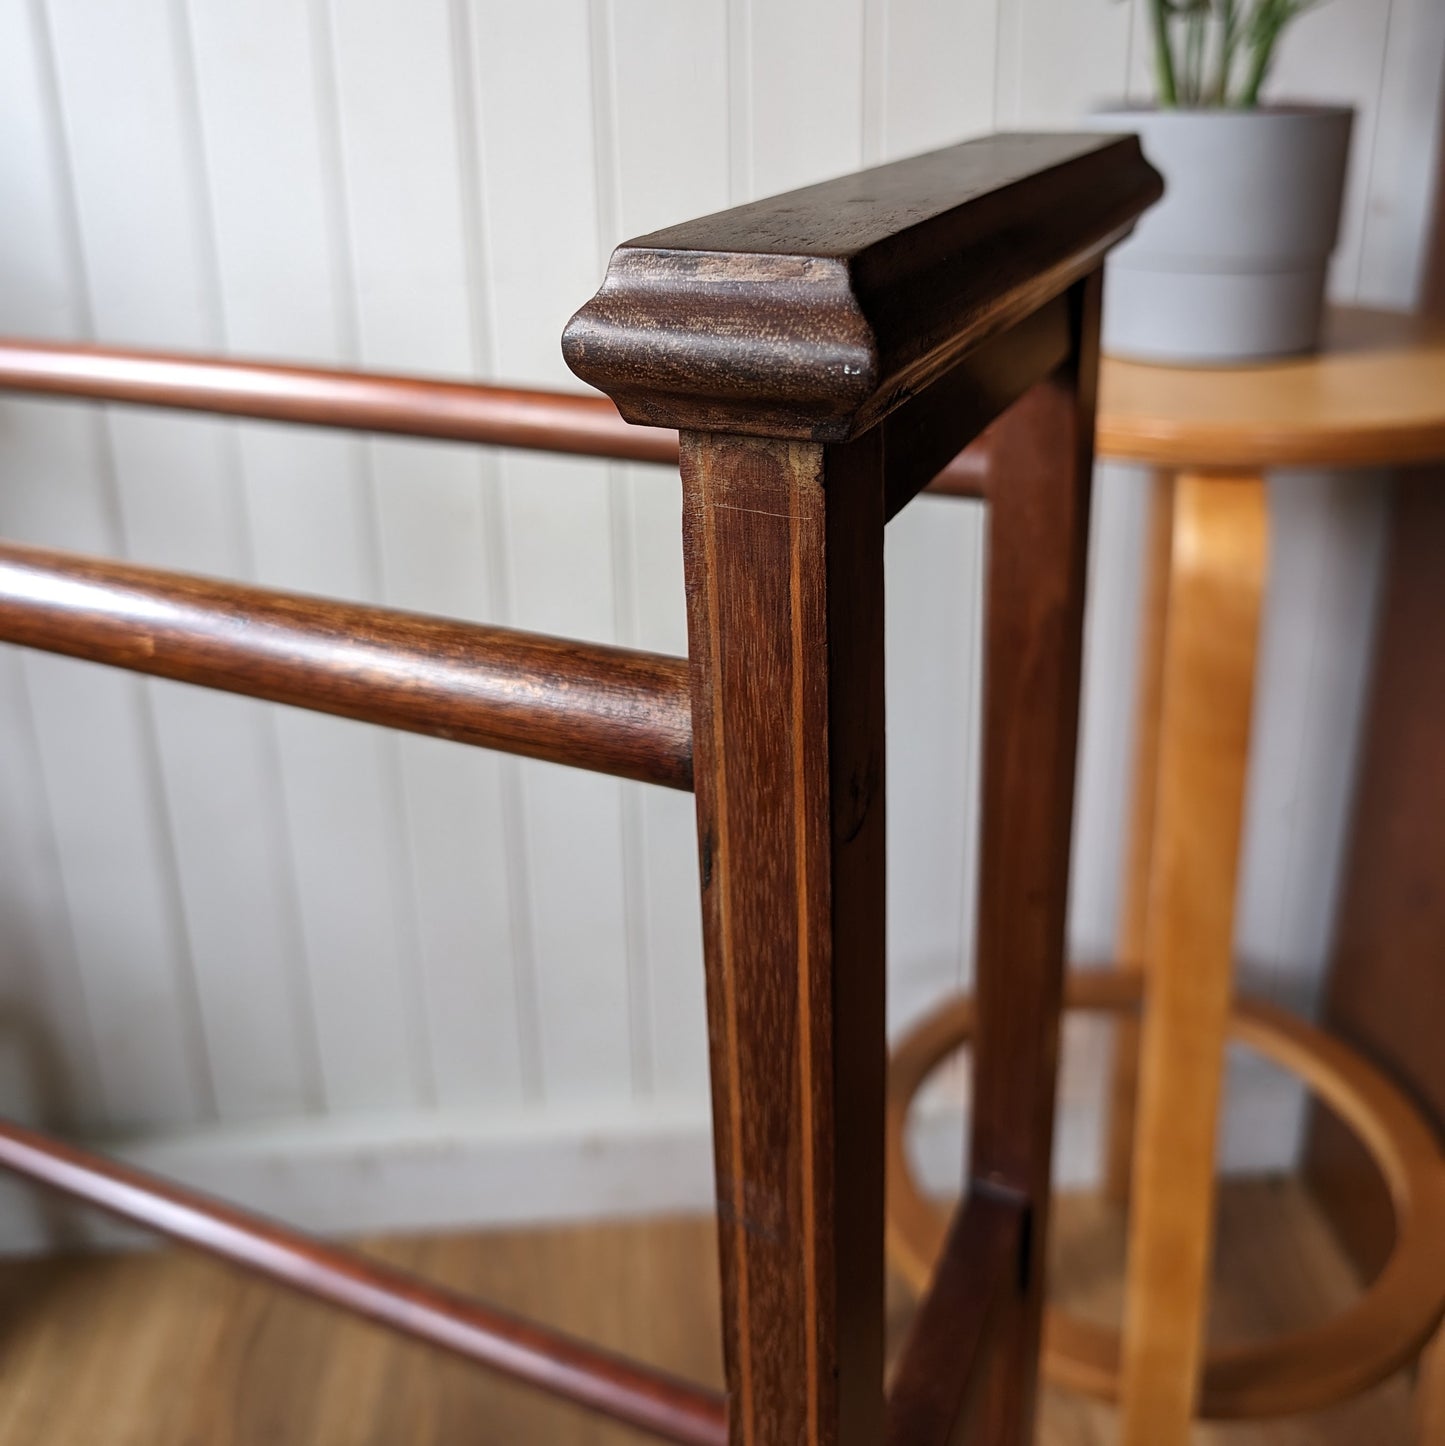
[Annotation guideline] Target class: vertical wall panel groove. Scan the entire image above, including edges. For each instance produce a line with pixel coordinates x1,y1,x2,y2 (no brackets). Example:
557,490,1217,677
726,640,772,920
587,0,652,1098
172,0,323,1124
15,0,227,1129
448,0,544,1105
178,0,325,1122
605,0,731,1101
330,0,555,1110
0,649,101,1126
50,0,275,1126
1357,0,1445,305
17,0,140,1126
1271,0,1393,303
726,0,754,203
188,0,433,1114
861,0,885,164
466,0,635,1105
307,0,433,1109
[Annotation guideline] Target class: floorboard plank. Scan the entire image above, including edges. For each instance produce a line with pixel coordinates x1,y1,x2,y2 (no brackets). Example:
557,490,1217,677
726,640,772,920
0,1181,1410,1443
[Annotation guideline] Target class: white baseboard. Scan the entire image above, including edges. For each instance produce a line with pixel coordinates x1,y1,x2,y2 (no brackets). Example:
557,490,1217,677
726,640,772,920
0,1037,1306,1256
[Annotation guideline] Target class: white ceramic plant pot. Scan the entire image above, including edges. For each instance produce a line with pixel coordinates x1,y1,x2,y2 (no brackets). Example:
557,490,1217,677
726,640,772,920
1091,106,1353,363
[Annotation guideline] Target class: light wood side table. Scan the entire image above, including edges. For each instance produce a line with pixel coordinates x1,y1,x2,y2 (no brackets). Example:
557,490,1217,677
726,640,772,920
887,307,1445,1445
1097,306,1445,1445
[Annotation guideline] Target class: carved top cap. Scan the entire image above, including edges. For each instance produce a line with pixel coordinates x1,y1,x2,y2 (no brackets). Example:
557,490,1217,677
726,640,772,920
562,132,1161,441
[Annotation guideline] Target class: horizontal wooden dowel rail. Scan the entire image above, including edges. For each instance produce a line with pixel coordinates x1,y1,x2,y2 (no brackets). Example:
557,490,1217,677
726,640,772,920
0,337,678,463
884,1190,1024,1446
0,1118,727,1446
0,336,991,497
0,540,692,790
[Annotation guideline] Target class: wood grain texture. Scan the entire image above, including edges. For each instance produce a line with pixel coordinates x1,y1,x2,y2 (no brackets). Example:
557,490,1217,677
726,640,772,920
966,273,1101,1446
0,1117,726,1446
1036,1181,1418,1446
680,431,887,1446
0,1186,1409,1446
879,298,1064,518
890,969,1445,1420
1118,472,1268,1446
883,1192,1022,1446
0,539,692,790
563,134,1159,439
566,164,1152,1446
1096,308,1445,469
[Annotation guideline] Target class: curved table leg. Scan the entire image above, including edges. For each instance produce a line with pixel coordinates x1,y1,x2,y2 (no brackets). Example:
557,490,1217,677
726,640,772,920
1118,470,1268,1446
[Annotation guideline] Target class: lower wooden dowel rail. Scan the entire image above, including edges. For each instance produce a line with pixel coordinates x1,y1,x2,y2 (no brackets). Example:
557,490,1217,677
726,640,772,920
0,1119,728,1446
885,1191,1025,1446
0,540,692,790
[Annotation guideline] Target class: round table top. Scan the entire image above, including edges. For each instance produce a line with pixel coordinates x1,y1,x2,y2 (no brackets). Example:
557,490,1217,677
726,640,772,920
1096,307,1445,471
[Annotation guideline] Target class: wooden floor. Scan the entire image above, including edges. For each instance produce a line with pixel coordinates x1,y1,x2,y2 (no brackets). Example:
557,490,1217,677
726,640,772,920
0,1179,1411,1443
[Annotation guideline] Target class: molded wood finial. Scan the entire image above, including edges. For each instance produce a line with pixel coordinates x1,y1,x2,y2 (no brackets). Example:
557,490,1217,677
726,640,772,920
563,132,1161,442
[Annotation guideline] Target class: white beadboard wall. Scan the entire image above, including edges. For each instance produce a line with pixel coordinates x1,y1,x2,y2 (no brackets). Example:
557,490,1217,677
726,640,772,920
0,0,1441,1251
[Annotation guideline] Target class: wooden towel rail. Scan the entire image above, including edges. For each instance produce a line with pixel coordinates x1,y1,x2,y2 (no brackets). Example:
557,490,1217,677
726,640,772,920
0,335,678,462
0,131,1160,1446
0,538,692,790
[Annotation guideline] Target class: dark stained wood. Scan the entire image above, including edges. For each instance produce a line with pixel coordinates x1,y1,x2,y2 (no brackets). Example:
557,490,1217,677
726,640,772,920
565,129,1154,1445
0,539,692,790
924,442,991,501
679,430,888,1446
563,134,1158,441
0,1184,1401,1446
880,297,1068,520
966,273,1102,1445
0,1117,727,1446
0,334,991,498
883,1191,1023,1446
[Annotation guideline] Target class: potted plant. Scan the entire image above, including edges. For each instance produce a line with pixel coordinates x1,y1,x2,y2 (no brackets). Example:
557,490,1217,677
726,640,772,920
1093,1,1352,362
